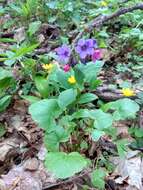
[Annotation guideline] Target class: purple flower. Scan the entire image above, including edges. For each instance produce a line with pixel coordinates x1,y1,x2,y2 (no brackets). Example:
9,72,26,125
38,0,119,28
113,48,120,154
75,39,97,59
56,45,71,63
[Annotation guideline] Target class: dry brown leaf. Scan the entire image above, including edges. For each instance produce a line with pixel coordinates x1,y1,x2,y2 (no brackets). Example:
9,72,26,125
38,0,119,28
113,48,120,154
1,160,56,190
14,27,25,43
113,151,143,190
0,138,19,162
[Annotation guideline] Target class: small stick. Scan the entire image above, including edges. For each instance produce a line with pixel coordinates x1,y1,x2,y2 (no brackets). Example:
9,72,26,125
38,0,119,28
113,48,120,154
42,169,91,190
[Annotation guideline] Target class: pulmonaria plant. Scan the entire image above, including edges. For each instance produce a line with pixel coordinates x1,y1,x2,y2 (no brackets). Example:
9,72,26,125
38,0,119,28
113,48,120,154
29,38,139,182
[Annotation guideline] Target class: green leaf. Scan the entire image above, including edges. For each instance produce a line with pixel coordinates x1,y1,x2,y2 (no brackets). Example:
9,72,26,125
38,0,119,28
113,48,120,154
0,95,11,112
4,44,39,64
116,139,128,157
90,110,113,129
106,98,139,121
91,169,106,189
0,38,16,43
35,76,49,98
78,93,97,104
91,130,105,141
56,70,71,89
58,89,77,109
45,152,90,179
28,21,41,36
0,123,6,137
74,66,84,89
79,61,104,83
29,99,61,131
72,109,112,129
90,79,102,90
44,132,59,152
0,78,14,91
72,109,91,119
46,1,58,9
15,44,38,58
134,128,143,138
80,140,88,150
0,68,13,81
44,125,70,152
21,95,40,104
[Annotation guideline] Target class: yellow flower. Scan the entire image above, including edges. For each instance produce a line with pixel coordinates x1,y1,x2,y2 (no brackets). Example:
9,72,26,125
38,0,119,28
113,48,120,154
121,88,135,97
68,76,76,84
101,1,108,7
42,63,54,72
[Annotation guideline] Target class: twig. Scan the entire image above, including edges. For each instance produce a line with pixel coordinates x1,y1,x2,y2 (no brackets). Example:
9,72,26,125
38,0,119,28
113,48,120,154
42,169,91,190
73,3,143,45
128,145,143,152
120,0,130,3
76,182,96,190
8,177,21,190
34,48,51,54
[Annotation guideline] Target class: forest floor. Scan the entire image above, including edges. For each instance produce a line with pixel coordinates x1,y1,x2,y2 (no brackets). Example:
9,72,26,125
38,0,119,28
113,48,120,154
0,1,143,190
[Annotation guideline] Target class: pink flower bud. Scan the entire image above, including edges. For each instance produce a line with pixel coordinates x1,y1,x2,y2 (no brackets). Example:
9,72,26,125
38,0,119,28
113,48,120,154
63,64,70,72
92,49,102,62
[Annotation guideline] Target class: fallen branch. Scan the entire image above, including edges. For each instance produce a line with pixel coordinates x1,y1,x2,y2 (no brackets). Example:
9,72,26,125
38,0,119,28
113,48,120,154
73,3,143,45
0,32,14,38
94,86,137,102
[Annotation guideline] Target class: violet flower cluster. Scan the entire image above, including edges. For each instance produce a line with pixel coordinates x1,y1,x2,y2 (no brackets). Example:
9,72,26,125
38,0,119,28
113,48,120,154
55,38,102,72
56,45,71,63
75,39,97,59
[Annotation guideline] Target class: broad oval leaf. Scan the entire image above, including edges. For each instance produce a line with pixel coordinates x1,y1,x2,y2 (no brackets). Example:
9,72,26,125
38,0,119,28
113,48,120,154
44,125,69,152
29,99,61,131
90,110,113,129
105,98,139,121
45,152,90,179
72,109,91,119
35,76,49,98
21,95,40,104
79,61,104,82
91,169,106,189
78,93,98,104
56,70,71,89
58,89,77,109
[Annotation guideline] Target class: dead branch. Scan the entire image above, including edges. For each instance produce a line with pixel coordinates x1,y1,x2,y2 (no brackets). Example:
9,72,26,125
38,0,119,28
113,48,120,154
94,86,137,102
73,3,143,45
0,32,14,38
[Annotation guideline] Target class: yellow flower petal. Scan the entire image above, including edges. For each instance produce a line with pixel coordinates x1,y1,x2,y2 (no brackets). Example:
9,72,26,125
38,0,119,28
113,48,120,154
121,88,135,97
42,63,54,72
68,76,76,84
101,1,108,7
